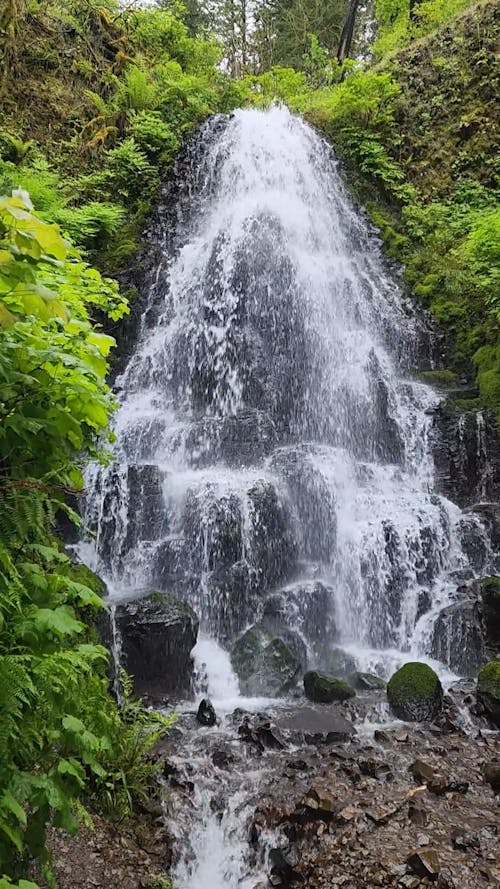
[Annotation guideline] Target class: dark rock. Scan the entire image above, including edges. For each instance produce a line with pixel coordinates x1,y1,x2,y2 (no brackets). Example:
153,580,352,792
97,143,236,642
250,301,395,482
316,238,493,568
301,786,337,818
482,759,500,793
247,479,297,588
304,671,355,704
196,698,217,727
211,747,234,769
231,624,302,696
406,849,441,880
262,580,337,649
480,576,500,646
349,671,386,691
431,596,486,677
268,848,303,886
387,662,443,722
113,591,198,698
317,647,357,677
358,758,392,780
477,660,500,726
432,404,500,509
275,707,355,745
238,717,286,752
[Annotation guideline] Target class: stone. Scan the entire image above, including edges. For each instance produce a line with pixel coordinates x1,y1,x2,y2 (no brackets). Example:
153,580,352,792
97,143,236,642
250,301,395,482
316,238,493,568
410,759,436,784
387,662,443,722
481,576,500,646
263,580,337,649
349,671,386,691
406,849,440,880
303,671,355,704
318,647,357,677
431,596,486,677
302,786,336,816
483,759,500,793
231,625,302,696
112,591,199,698
196,698,217,727
477,660,500,726
268,848,303,886
274,707,356,745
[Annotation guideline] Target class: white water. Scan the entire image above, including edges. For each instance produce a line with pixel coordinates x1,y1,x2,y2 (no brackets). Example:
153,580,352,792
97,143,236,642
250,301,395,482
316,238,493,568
84,106,490,683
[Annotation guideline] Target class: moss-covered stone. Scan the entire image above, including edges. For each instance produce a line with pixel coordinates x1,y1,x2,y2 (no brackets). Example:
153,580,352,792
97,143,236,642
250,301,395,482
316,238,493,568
65,562,107,599
477,660,500,726
417,369,459,388
230,625,302,697
303,671,356,703
480,577,500,645
387,662,443,722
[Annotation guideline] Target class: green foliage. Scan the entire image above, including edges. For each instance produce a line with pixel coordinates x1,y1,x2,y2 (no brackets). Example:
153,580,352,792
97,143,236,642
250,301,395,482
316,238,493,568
0,194,173,879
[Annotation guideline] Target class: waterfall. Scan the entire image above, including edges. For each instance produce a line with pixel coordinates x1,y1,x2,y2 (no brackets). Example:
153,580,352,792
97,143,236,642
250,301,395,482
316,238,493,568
83,105,490,678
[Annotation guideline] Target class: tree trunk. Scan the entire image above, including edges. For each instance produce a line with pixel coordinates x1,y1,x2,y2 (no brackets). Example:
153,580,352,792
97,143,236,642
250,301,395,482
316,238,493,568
337,0,361,64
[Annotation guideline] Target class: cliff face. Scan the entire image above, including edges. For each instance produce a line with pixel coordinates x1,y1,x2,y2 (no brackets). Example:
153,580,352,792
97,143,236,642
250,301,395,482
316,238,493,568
304,0,499,420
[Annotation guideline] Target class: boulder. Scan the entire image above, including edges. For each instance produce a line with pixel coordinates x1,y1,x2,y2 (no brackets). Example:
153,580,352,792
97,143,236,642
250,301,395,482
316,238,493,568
231,625,302,696
303,671,355,704
477,660,500,726
247,479,297,588
387,662,443,722
113,591,199,699
349,671,386,691
262,580,337,649
197,698,217,727
275,707,355,745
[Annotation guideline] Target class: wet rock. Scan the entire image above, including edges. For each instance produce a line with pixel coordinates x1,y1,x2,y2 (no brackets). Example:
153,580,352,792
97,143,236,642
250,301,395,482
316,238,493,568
275,707,355,745
477,660,500,726
304,671,355,703
480,576,500,647
186,409,277,467
196,698,217,727
263,580,337,649
432,403,500,508
349,671,386,691
268,848,303,886
270,446,337,563
431,596,486,677
211,746,234,769
387,662,443,722
406,848,441,880
483,759,500,793
238,717,286,752
319,647,357,676
231,624,302,696
113,591,199,698
410,758,437,784
301,786,337,817
247,479,297,588
358,758,392,780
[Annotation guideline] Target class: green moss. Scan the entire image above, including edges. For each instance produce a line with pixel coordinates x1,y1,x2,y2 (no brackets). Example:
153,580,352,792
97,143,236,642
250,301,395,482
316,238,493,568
388,662,439,700
477,660,500,725
65,562,107,598
303,670,356,703
417,370,460,388
387,662,443,721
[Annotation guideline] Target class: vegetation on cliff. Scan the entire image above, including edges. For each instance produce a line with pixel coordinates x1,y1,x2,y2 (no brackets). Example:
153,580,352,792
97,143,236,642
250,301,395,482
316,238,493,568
0,0,498,883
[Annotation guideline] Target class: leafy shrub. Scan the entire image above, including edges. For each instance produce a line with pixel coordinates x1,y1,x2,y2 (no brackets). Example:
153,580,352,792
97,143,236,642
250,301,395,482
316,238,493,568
55,202,126,253
127,111,180,162
106,138,156,201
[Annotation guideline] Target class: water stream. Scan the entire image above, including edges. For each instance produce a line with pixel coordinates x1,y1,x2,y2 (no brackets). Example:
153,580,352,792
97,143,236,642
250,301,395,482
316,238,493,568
81,106,494,886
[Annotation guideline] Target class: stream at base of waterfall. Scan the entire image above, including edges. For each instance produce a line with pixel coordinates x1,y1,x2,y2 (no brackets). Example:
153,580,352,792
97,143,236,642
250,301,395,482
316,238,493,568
79,107,499,888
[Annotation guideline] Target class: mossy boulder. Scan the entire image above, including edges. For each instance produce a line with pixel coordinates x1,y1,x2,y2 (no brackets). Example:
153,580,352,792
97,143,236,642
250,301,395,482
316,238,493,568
65,561,107,598
230,624,302,697
387,662,443,722
303,671,355,704
477,660,500,726
480,577,500,646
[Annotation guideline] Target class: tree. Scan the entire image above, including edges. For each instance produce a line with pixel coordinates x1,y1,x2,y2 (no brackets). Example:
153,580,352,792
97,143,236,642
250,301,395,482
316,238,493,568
253,0,348,72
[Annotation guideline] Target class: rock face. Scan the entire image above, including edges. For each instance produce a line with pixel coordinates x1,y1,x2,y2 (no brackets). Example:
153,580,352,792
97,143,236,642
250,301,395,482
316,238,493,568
113,591,199,699
431,597,486,677
431,401,500,509
303,671,355,703
480,576,500,648
387,662,443,722
477,660,500,726
230,624,302,696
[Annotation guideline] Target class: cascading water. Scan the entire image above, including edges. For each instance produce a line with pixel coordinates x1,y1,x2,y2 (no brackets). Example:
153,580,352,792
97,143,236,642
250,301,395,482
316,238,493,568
80,105,496,888
84,105,489,676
